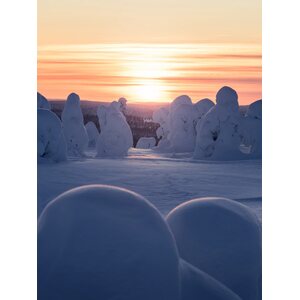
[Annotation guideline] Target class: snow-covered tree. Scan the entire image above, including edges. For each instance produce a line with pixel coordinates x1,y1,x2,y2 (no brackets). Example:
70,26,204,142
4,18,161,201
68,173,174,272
37,108,67,162
194,86,244,160
96,101,133,157
37,92,51,110
61,93,88,156
85,121,99,148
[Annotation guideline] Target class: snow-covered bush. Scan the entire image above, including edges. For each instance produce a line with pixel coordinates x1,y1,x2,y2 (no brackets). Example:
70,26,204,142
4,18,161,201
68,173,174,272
167,197,262,300
240,100,262,159
136,137,156,149
194,86,244,160
38,185,180,300
180,259,241,300
37,92,51,110
37,109,66,162
85,121,99,148
96,101,133,157
61,93,88,156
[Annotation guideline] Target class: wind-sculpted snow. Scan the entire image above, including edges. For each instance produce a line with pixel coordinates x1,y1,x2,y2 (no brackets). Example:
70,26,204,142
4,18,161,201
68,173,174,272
62,93,88,156
136,137,156,149
96,101,133,157
37,92,51,110
240,100,262,158
194,86,244,160
37,109,67,162
38,185,241,300
167,197,262,300
85,121,99,148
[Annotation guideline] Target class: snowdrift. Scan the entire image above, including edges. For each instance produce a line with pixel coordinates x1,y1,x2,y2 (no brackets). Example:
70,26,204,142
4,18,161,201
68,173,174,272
37,109,67,162
167,197,262,300
96,101,133,157
136,137,156,149
62,93,88,156
38,185,242,300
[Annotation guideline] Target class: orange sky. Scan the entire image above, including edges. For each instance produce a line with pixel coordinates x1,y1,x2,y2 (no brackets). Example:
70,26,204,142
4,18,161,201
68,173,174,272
38,0,261,104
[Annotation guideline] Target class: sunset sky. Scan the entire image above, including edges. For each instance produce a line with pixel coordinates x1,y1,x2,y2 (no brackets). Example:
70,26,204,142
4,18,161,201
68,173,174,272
38,0,261,104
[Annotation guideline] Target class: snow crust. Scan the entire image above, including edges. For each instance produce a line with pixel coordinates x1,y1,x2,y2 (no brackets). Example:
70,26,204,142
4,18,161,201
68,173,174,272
37,92,51,110
37,108,67,162
136,137,156,149
96,101,133,157
167,197,262,300
85,121,99,148
61,93,88,156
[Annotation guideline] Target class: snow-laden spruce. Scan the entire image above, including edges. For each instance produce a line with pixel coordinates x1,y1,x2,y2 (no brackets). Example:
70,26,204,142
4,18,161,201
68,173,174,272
194,98,215,134
194,86,244,160
38,185,241,300
167,197,262,300
85,121,99,148
96,101,133,157
240,100,262,158
61,93,88,156
136,137,156,149
37,92,51,110
37,109,67,162
153,107,171,151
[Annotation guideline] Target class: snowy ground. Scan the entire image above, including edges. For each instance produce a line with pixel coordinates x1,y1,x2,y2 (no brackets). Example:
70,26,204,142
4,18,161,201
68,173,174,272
38,148,262,221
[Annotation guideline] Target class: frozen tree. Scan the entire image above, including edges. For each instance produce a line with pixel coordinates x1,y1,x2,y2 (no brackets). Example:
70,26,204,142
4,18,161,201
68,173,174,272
136,137,156,149
37,92,51,110
85,121,99,148
61,93,88,156
37,109,67,162
118,97,127,114
240,100,262,159
194,86,244,160
153,107,171,151
194,98,215,134
96,101,133,157
167,197,262,300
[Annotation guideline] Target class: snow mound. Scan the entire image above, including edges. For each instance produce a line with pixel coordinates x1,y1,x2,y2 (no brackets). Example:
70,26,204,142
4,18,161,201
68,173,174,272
38,185,180,300
85,121,99,148
167,197,262,300
194,86,244,160
240,100,262,158
96,102,133,157
180,259,241,300
37,109,66,162
37,92,51,110
61,93,88,156
136,137,156,149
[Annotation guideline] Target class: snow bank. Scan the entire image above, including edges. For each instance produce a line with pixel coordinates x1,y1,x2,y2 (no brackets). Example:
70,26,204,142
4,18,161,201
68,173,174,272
37,92,51,110
136,137,156,149
96,102,133,157
240,100,262,158
37,109,66,162
61,93,88,156
85,121,99,148
194,86,244,160
180,259,241,300
38,185,180,300
167,197,262,300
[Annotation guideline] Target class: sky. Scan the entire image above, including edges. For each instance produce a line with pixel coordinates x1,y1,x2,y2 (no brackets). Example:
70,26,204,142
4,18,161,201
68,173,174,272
38,0,261,104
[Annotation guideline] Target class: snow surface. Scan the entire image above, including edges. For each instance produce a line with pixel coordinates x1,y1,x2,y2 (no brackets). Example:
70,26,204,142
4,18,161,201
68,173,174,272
85,121,99,148
38,148,262,220
167,197,262,300
37,109,67,162
62,93,88,156
136,137,156,149
96,102,133,157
